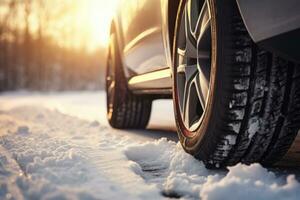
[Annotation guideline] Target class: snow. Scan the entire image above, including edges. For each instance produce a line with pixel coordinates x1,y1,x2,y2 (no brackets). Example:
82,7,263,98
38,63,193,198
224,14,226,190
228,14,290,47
201,164,300,200
248,117,261,139
225,135,237,146
228,122,241,134
0,91,299,200
125,139,300,200
233,78,250,90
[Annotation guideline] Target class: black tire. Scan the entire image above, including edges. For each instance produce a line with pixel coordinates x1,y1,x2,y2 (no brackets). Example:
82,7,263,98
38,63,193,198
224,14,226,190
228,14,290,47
106,32,152,129
173,0,300,168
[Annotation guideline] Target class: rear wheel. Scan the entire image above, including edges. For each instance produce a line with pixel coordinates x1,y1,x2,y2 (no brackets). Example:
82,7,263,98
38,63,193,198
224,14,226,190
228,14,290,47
173,0,300,168
106,33,152,129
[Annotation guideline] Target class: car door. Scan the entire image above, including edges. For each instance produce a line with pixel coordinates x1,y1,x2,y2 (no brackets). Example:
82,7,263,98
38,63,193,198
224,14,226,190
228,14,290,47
119,0,167,75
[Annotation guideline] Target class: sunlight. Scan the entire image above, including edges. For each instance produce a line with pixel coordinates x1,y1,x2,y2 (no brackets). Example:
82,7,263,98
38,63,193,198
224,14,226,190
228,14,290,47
68,0,121,50
81,0,120,48
57,0,121,51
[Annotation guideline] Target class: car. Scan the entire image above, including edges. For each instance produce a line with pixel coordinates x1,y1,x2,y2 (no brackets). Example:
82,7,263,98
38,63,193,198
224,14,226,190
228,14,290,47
105,0,300,168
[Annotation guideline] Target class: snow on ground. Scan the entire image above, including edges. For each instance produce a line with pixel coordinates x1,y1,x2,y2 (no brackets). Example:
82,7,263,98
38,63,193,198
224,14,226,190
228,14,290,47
0,91,299,200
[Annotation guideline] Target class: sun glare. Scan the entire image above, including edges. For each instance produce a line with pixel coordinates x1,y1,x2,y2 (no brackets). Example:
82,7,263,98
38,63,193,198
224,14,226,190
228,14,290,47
74,0,120,50
86,0,120,47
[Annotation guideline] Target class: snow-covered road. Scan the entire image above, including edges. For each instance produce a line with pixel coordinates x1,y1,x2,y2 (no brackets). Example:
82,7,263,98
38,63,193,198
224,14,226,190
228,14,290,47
0,91,300,200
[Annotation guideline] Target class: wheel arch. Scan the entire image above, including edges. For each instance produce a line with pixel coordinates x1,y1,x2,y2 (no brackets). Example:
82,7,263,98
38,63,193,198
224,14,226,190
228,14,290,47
108,18,132,78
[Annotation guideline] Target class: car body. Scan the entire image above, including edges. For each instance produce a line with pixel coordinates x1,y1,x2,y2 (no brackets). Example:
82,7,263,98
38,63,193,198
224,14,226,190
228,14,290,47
111,0,300,93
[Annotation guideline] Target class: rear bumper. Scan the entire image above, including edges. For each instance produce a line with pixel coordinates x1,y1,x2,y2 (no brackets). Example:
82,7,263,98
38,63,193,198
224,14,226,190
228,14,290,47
236,0,300,63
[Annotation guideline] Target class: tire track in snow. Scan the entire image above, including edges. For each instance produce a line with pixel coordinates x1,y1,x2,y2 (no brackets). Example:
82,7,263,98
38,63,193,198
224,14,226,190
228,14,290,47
0,106,164,200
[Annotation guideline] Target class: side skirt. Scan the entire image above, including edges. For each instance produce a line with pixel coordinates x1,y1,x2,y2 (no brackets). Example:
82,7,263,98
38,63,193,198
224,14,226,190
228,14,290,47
128,68,173,98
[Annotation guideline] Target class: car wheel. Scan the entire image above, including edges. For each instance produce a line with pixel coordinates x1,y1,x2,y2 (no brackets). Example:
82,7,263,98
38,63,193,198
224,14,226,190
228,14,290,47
173,0,300,168
106,33,152,129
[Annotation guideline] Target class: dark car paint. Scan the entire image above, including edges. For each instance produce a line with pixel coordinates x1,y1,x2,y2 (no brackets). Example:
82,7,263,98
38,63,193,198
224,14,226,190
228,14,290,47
236,0,300,63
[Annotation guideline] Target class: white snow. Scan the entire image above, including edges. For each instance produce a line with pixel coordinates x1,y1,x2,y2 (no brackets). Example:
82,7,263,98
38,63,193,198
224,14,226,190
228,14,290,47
225,135,237,146
228,122,241,134
233,78,250,90
125,139,300,200
248,117,261,139
0,91,299,200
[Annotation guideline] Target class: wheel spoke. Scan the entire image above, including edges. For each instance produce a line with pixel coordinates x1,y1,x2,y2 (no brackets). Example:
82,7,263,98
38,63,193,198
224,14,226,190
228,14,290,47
198,59,211,84
198,19,211,44
182,79,191,127
177,64,186,73
178,9,187,50
194,72,208,110
185,64,198,80
187,0,200,35
184,6,197,58
194,0,211,40
183,74,204,129
182,73,197,128
177,64,199,128
177,48,186,57
197,22,211,57
177,64,198,78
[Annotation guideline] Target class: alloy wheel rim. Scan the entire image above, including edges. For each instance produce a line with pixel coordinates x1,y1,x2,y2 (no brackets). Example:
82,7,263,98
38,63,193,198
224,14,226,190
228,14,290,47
175,0,212,132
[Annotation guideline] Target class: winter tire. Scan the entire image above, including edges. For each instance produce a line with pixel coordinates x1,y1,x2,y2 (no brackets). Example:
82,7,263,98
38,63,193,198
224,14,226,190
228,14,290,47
173,0,300,168
106,32,152,129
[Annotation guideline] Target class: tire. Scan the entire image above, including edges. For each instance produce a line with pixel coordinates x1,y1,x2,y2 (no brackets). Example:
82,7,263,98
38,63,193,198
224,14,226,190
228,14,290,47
106,32,152,129
173,0,300,168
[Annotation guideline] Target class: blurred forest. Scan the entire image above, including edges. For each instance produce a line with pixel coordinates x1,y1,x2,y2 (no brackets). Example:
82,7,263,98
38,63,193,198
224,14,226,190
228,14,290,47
0,0,107,92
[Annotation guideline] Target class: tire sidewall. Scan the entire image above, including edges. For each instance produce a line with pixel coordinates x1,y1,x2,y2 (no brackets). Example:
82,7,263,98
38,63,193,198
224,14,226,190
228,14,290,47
106,33,127,125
